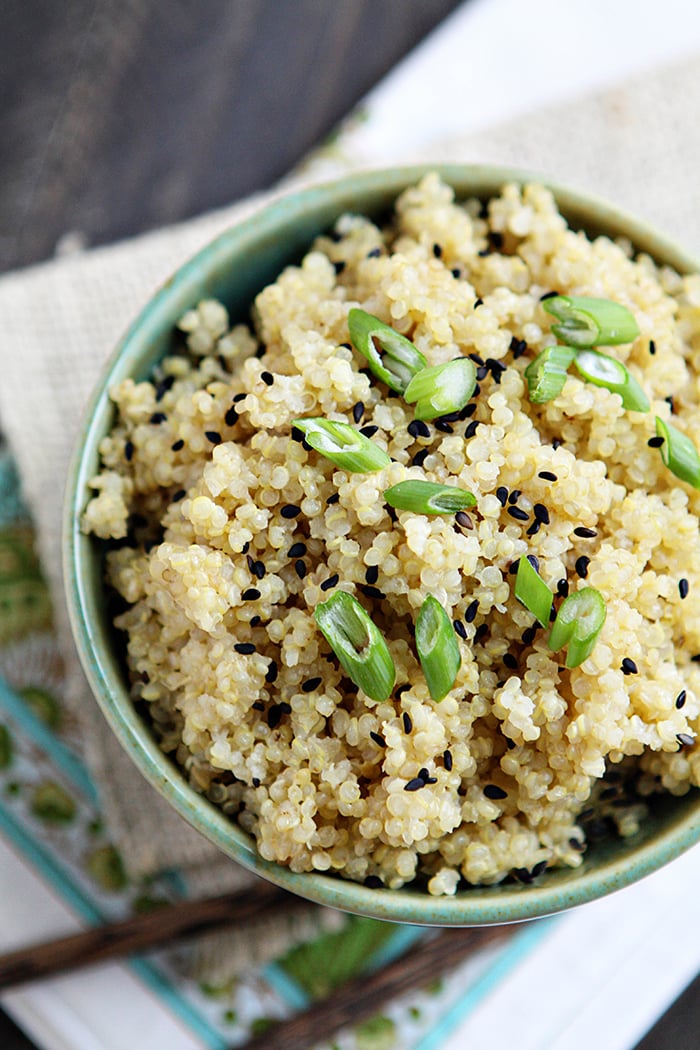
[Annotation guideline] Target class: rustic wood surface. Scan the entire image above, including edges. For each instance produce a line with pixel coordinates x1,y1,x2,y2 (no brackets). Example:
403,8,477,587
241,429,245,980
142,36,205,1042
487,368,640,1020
0,1,697,1047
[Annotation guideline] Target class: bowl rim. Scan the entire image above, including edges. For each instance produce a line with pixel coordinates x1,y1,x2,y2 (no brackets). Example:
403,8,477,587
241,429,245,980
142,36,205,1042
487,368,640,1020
64,163,700,926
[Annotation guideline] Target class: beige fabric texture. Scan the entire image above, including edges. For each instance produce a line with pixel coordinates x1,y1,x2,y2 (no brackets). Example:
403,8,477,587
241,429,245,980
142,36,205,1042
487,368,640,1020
1,51,699,971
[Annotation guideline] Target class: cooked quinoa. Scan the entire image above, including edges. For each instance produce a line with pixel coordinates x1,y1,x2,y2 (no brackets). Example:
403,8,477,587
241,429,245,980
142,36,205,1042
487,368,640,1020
83,174,700,894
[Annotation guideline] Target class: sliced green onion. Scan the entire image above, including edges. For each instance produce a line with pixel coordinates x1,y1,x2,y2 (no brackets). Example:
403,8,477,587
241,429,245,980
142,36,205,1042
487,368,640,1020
524,345,576,403
515,556,553,627
292,417,390,473
543,295,640,348
548,587,607,668
573,349,649,411
314,591,395,702
403,358,477,420
384,480,476,515
415,595,461,701
348,309,426,394
655,416,700,489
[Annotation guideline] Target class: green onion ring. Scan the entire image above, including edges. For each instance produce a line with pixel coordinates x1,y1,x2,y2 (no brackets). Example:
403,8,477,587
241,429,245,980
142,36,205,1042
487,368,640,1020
314,591,395,702
514,556,553,627
524,345,576,404
384,480,476,515
348,309,426,394
543,295,640,349
403,358,477,420
655,416,700,489
292,417,390,473
548,587,607,668
573,349,649,412
415,595,461,702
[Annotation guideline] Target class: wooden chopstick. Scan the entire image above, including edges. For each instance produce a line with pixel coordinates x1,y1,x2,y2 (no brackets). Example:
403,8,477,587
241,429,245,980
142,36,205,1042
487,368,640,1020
242,923,515,1050
0,884,300,989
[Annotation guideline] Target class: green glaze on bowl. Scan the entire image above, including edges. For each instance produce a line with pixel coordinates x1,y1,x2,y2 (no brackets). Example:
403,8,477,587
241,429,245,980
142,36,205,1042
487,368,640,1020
64,165,700,926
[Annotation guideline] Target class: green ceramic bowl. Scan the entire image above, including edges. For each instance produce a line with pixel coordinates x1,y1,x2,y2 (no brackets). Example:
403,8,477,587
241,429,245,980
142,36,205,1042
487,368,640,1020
64,165,700,925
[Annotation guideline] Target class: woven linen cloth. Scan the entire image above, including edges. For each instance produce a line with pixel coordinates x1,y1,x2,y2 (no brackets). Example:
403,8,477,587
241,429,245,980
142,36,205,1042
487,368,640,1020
1,49,700,974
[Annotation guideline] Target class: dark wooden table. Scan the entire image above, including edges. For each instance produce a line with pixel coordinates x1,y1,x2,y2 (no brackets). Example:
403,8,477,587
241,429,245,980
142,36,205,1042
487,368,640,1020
0,1,697,1047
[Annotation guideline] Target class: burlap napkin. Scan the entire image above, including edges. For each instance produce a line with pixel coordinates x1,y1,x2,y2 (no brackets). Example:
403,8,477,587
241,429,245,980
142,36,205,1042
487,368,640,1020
1,50,700,977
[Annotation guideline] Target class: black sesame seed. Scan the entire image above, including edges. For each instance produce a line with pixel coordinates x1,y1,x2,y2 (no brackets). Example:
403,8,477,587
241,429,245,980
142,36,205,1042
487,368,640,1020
665,395,675,414
527,520,541,537
474,298,484,308
352,401,365,424
370,731,385,747
649,339,657,355
417,767,430,782
647,436,665,448
507,506,529,521
454,619,467,639
540,290,559,301
366,247,381,258
443,749,453,771
155,374,175,400
574,526,596,538
171,439,185,451
552,438,562,450
402,711,413,734
359,584,385,600
360,424,379,437
320,574,339,592
252,777,261,787
465,599,479,624
434,420,454,434
242,588,261,601
677,733,695,748
339,342,352,351
676,690,687,709
261,371,274,386
233,392,247,403
385,504,398,523
250,615,262,627
252,700,265,711
679,578,690,600
557,578,569,599
475,365,488,381
412,449,429,468
242,542,250,554
205,431,222,445
327,493,340,504
124,440,134,461
474,623,489,644
508,561,519,575
473,384,481,397
478,248,490,257
150,412,167,424
246,553,255,573
526,554,540,572
505,737,516,750
291,426,304,442
281,504,301,519
404,778,425,792
489,231,504,249
455,511,473,529
438,410,462,423
172,489,186,502
569,837,585,851
574,556,590,579
267,705,282,729
424,776,438,785
294,559,307,579
468,352,485,365
621,657,638,675
234,643,256,655
521,625,537,646
464,420,480,439
508,490,521,505
365,875,384,888
302,676,322,693
255,345,266,358
394,684,410,700
365,565,379,585
534,503,550,524
484,784,507,800
408,419,431,439
513,867,534,884
531,860,548,878
288,542,307,558
432,243,443,258
549,603,557,622
496,486,508,507
503,653,518,670
451,267,461,279
333,260,346,275
509,336,528,359
538,471,558,481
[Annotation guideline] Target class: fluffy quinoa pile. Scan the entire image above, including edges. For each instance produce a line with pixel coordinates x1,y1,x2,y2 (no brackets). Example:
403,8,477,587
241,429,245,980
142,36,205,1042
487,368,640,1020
83,174,700,894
